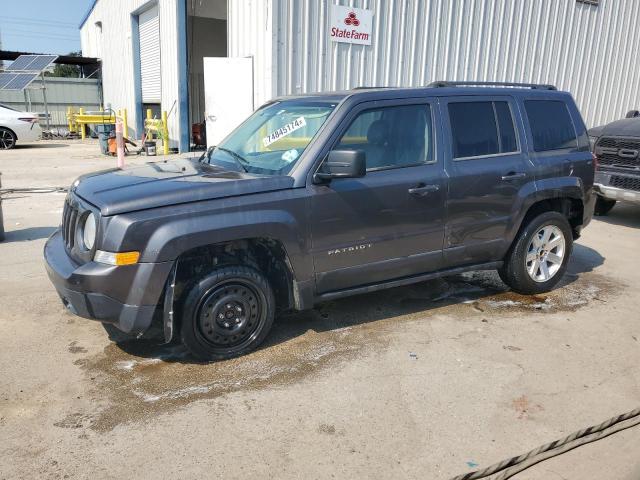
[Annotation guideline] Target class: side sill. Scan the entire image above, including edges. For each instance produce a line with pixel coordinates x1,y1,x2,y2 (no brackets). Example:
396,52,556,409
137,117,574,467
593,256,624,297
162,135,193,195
315,261,503,303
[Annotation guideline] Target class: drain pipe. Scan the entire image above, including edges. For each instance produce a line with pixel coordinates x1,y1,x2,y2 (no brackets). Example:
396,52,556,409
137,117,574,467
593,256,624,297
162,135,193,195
0,172,4,242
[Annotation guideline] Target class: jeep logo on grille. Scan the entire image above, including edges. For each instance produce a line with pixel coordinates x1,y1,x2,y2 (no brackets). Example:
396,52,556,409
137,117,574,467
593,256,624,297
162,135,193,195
618,148,639,159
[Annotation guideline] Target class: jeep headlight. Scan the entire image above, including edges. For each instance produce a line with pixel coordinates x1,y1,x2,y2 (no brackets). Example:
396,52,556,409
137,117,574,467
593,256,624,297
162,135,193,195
588,136,598,152
82,212,97,250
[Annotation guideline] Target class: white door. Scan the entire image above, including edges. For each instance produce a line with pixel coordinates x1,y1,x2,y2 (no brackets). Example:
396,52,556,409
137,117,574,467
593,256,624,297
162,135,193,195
139,5,161,103
203,57,254,147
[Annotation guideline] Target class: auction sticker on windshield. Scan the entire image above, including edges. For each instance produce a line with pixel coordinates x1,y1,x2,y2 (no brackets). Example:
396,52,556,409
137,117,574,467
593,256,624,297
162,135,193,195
263,116,307,148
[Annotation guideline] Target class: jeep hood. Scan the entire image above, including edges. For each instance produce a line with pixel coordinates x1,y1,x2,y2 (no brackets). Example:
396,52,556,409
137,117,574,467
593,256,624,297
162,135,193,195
73,158,294,216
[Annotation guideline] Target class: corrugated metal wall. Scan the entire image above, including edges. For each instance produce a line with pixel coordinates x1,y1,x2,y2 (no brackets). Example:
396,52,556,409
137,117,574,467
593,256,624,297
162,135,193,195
0,77,101,128
81,0,182,144
228,0,274,110
229,0,640,127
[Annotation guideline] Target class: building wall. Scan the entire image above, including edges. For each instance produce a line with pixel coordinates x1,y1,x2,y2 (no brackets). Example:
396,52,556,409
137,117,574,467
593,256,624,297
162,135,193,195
229,0,640,128
0,77,101,128
228,0,274,110
80,0,182,145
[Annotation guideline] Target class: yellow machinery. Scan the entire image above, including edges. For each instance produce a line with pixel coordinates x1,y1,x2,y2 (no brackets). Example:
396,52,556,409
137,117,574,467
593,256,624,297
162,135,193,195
67,107,170,155
143,109,170,155
67,107,127,140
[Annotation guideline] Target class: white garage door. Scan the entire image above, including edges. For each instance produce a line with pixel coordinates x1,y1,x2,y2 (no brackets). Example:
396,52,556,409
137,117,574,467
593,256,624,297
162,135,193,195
139,5,161,103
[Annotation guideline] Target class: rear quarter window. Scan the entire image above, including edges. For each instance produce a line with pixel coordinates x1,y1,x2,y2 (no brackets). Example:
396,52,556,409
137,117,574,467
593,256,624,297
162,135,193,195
524,100,577,152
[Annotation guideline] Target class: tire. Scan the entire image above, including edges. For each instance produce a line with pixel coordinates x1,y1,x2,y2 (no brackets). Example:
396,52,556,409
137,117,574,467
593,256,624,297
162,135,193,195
0,127,17,150
594,196,616,216
499,212,573,295
180,265,275,361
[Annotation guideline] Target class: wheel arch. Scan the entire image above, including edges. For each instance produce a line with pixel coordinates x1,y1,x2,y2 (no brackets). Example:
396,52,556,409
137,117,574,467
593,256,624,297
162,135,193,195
163,237,299,343
509,177,587,246
507,193,584,260
0,125,18,144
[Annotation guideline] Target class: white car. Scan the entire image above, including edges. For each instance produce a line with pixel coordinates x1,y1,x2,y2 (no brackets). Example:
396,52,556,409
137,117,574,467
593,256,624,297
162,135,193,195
0,103,42,149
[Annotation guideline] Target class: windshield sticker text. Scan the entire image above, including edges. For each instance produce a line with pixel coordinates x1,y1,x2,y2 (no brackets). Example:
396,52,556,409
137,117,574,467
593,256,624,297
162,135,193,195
262,116,307,148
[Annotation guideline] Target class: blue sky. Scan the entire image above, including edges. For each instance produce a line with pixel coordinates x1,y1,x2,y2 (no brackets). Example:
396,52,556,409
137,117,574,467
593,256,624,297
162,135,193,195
0,0,94,55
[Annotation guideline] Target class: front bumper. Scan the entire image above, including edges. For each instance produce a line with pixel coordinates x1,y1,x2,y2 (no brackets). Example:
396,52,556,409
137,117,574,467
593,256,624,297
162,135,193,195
595,171,640,204
44,229,173,333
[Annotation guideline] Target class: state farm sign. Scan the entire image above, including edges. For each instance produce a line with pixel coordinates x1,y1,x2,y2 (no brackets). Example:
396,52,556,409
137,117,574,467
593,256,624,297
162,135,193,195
329,5,373,46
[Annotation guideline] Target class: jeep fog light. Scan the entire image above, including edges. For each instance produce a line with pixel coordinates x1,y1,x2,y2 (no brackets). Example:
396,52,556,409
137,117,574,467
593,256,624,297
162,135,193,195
82,212,97,250
94,250,140,266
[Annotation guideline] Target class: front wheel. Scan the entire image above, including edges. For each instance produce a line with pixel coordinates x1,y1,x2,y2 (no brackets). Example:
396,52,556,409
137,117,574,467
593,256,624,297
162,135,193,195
180,266,275,361
499,212,573,295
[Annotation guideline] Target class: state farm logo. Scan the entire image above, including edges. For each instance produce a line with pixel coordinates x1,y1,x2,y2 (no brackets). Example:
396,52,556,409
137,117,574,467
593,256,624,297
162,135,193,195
330,5,372,45
344,11,360,27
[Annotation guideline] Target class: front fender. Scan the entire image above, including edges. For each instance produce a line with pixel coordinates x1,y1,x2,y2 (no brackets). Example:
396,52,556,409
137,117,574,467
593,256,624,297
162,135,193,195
99,189,312,282
142,209,305,264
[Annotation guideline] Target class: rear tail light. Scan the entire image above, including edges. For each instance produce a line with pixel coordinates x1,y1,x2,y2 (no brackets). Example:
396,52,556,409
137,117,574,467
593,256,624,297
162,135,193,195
18,117,37,123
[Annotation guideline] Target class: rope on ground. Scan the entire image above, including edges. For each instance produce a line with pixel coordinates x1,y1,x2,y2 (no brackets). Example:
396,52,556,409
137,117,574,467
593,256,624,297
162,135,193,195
0,187,68,196
450,406,640,480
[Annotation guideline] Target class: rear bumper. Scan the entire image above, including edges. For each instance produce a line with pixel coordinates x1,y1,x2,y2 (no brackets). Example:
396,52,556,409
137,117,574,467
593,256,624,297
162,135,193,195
44,229,173,333
15,122,42,142
595,172,640,204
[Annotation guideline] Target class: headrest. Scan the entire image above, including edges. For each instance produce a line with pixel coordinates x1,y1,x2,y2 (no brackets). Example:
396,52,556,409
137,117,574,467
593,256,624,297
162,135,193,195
367,119,388,146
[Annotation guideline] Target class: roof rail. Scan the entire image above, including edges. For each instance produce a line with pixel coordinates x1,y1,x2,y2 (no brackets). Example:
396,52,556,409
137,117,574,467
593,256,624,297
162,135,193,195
427,81,557,90
352,85,397,90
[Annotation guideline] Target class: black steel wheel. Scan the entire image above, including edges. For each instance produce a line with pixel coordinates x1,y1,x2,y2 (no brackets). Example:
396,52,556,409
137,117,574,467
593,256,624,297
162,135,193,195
180,265,275,361
0,128,16,150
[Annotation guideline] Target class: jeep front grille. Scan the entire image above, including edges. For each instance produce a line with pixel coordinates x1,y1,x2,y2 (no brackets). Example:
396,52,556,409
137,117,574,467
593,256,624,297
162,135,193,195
610,175,640,192
596,137,640,169
61,198,80,249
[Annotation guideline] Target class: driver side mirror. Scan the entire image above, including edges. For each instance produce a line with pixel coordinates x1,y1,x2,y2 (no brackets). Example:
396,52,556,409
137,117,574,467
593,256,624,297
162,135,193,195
313,149,366,183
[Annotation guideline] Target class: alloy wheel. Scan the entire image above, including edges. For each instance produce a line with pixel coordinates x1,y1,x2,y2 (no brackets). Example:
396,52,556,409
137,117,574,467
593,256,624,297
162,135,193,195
525,225,566,282
0,129,16,149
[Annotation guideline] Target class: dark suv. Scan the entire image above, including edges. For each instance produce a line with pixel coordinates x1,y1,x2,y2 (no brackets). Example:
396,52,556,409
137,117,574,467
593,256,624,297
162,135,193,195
588,110,640,215
44,82,595,360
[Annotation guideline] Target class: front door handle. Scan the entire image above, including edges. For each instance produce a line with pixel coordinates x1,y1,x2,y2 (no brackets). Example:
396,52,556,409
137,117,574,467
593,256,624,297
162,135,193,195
501,172,527,181
408,184,440,197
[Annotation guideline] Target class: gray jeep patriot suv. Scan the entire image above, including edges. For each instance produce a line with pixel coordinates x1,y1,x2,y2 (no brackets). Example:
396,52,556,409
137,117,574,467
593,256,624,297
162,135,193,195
44,82,596,360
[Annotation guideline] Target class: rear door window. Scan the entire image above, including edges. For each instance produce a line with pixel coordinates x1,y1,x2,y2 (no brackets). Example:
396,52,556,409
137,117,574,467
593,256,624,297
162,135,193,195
524,100,577,152
448,101,519,159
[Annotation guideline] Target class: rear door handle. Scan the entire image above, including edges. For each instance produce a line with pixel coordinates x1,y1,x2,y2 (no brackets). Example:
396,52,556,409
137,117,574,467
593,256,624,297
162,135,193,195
501,172,527,181
408,184,440,196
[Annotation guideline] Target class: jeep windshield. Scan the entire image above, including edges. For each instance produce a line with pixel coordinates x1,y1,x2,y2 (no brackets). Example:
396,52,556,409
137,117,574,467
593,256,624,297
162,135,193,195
206,100,338,175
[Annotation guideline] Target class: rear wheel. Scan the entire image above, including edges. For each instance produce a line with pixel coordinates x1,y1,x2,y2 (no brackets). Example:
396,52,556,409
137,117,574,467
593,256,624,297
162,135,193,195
499,212,573,294
180,265,275,361
0,128,16,150
594,196,616,216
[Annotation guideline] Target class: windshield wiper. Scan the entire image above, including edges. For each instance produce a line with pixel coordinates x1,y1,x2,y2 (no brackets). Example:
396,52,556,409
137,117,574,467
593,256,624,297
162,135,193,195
199,146,214,163
215,147,249,173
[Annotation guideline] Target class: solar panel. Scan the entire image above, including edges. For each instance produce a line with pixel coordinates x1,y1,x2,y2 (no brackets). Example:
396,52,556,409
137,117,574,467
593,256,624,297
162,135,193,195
0,72,18,89
1,73,39,90
6,54,58,72
5,55,37,71
24,55,58,72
